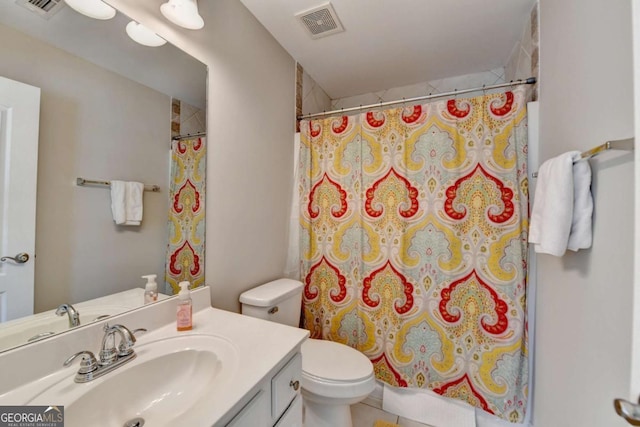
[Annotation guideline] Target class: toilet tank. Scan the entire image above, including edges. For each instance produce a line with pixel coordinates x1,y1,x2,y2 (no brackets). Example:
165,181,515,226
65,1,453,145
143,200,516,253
239,279,303,327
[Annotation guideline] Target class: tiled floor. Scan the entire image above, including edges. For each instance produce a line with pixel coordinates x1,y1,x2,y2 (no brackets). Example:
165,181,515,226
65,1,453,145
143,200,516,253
351,401,433,427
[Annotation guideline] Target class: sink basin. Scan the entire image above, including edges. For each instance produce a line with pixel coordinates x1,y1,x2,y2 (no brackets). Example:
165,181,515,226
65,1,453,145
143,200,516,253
27,334,238,426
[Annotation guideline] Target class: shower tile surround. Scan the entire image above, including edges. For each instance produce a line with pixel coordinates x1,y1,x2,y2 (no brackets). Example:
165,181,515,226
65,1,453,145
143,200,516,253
330,67,508,110
505,1,539,100
171,98,206,138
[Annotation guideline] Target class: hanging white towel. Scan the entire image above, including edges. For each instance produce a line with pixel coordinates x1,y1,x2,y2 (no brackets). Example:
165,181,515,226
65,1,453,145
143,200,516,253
567,158,593,251
110,180,127,225
110,180,143,226
528,151,593,256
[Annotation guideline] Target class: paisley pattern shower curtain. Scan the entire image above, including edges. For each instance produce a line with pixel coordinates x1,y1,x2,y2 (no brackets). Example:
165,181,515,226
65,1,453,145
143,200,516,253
165,137,206,294
299,89,529,422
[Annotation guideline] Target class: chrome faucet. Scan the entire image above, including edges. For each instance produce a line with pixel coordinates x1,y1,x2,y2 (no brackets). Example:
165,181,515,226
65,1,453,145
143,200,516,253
55,303,80,328
64,323,146,383
99,323,139,364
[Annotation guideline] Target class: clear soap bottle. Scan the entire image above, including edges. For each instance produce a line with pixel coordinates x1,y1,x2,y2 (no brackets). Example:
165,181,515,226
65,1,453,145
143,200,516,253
176,281,192,331
142,274,158,304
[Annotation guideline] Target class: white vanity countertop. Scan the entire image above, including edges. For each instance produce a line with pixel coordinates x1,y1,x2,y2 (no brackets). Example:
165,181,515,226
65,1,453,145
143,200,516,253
138,307,309,425
0,287,309,426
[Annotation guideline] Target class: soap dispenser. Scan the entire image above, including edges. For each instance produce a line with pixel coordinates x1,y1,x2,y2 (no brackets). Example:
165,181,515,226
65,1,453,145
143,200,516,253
176,281,192,331
142,274,158,304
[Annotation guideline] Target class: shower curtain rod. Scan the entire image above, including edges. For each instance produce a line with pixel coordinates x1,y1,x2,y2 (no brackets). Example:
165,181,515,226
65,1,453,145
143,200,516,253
172,131,206,140
297,77,537,120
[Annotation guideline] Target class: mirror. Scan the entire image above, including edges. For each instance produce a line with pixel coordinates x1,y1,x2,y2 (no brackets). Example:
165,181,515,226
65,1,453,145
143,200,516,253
0,1,207,352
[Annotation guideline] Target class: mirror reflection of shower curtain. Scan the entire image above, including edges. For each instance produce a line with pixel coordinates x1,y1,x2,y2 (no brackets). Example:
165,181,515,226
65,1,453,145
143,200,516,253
165,136,206,294
299,88,529,422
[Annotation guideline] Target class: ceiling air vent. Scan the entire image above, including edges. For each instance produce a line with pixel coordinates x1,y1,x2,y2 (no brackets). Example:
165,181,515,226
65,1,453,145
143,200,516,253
15,0,65,19
296,2,344,39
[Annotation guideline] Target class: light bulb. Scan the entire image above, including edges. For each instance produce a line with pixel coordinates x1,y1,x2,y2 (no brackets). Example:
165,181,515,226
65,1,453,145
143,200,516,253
126,21,167,47
160,0,204,30
65,0,116,20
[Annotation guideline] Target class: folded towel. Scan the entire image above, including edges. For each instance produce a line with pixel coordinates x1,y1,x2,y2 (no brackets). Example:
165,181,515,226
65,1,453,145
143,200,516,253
529,151,593,256
110,180,143,226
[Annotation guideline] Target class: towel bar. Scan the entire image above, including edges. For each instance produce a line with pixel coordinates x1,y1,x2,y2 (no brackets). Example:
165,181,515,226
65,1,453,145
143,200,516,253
76,177,160,192
531,137,634,178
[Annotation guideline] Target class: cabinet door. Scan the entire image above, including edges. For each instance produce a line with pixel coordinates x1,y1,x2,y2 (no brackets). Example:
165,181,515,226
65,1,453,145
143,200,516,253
226,389,270,427
271,353,302,419
274,395,302,427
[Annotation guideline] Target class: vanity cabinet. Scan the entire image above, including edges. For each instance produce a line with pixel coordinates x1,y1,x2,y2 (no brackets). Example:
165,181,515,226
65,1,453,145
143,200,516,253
225,352,302,427
0,290,309,427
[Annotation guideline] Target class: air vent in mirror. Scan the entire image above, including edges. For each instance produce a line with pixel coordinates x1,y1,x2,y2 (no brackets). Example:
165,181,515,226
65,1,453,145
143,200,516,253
16,0,65,19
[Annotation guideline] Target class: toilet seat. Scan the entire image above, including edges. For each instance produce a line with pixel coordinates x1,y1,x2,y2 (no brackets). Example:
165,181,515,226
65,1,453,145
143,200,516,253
300,339,375,399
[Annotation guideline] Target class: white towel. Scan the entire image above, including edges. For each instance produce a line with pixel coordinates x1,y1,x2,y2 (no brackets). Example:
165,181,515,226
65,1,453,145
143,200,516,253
529,151,593,256
110,180,143,226
567,158,593,251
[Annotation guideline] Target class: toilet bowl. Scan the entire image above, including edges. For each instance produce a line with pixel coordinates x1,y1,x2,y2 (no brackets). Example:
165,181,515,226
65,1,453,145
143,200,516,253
301,338,375,427
239,279,376,427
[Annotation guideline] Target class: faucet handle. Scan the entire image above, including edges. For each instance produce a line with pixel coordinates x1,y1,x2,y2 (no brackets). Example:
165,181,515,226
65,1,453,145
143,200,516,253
64,351,98,374
117,327,147,357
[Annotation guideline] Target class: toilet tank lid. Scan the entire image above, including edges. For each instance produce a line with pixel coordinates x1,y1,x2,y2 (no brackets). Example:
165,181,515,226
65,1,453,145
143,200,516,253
239,278,303,307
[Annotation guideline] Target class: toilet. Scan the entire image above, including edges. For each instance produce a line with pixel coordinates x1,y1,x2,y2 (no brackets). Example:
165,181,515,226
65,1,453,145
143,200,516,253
240,278,376,427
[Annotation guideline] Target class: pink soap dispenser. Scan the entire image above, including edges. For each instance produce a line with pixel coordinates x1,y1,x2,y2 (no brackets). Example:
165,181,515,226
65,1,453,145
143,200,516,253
176,281,193,331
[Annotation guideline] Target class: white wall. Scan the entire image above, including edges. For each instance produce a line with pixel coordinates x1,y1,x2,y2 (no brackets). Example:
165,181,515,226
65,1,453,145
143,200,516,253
108,0,297,312
0,24,170,312
534,0,634,425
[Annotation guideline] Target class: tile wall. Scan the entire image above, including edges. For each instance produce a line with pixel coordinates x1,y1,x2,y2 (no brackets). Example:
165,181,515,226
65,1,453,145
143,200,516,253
505,2,539,99
171,98,207,137
330,68,507,110
300,66,332,116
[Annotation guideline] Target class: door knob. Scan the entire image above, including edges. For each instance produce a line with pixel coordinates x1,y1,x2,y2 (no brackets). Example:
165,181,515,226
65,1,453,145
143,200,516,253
0,252,29,264
614,397,640,425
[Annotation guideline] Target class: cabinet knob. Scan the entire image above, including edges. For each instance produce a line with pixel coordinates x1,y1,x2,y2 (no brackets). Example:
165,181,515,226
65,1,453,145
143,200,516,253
289,380,300,391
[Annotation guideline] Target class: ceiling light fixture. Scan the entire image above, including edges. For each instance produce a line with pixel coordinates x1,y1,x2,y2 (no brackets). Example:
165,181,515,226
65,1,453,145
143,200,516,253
160,0,204,30
126,21,167,47
64,0,116,20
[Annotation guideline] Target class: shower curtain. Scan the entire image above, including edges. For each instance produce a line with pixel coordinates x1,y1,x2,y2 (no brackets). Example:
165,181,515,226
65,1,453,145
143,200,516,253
165,137,206,294
299,88,529,422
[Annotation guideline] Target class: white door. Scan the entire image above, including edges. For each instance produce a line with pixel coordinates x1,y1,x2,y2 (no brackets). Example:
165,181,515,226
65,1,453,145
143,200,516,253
0,76,40,322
